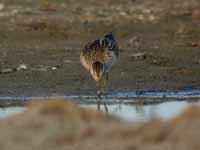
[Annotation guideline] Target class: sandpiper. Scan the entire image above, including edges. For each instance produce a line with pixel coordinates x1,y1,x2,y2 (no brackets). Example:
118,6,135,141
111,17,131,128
80,32,119,97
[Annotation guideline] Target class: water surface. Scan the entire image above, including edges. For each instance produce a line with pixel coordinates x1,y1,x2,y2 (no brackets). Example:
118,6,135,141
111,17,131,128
0,107,26,119
0,90,199,122
80,101,193,122
0,101,197,121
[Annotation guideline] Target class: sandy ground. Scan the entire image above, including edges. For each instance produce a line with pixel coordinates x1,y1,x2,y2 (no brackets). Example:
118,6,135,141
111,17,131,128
0,100,200,150
0,0,199,96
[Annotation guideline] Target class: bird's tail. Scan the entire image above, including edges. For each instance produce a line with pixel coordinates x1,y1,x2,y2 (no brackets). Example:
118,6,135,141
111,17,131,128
92,61,104,81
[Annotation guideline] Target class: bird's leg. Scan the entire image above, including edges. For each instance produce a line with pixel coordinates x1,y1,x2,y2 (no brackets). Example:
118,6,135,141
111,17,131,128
97,79,108,113
105,72,109,83
97,80,101,112
97,101,100,112
103,102,108,113
97,80,101,98
102,72,109,95
103,72,109,86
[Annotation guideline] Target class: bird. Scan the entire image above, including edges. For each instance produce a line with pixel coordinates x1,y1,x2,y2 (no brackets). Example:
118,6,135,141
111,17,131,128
80,32,119,98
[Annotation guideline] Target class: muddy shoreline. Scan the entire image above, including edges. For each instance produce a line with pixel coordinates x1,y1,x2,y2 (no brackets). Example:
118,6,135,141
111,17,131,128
0,0,199,96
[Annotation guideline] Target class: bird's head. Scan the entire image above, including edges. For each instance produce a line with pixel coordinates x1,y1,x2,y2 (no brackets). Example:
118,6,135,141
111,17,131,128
91,62,104,82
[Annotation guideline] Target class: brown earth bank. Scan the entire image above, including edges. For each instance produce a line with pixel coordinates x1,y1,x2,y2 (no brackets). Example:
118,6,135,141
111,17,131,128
0,0,199,95
0,100,200,150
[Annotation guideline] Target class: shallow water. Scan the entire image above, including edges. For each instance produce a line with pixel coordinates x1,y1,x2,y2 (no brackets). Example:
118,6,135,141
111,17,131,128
0,89,199,121
0,100,198,122
0,107,26,119
80,101,194,122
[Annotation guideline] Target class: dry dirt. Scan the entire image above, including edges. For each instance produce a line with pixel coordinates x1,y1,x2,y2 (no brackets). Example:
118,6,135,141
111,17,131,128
0,0,199,96
0,100,200,150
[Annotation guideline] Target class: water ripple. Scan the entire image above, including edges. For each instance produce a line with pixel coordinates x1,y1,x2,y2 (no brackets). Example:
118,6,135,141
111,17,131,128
0,89,199,103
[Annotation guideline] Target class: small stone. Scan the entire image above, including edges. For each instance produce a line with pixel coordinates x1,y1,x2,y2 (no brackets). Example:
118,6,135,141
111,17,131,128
119,11,127,17
127,36,141,48
128,53,146,61
51,65,60,70
0,3,4,11
51,66,57,70
0,68,14,74
143,9,151,14
191,41,200,47
64,60,72,63
138,14,145,21
148,15,156,22
16,64,28,71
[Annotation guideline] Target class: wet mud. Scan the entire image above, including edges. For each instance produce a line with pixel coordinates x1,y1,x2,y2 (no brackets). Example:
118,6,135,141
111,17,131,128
0,0,199,96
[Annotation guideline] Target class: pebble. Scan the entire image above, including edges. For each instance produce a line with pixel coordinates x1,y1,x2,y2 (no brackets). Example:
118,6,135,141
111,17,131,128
64,60,72,63
191,41,200,47
0,68,14,74
0,3,4,11
128,53,146,61
127,36,140,48
138,14,145,21
16,64,28,71
148,15,156,22
51,65,60,70
51,66,57,70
